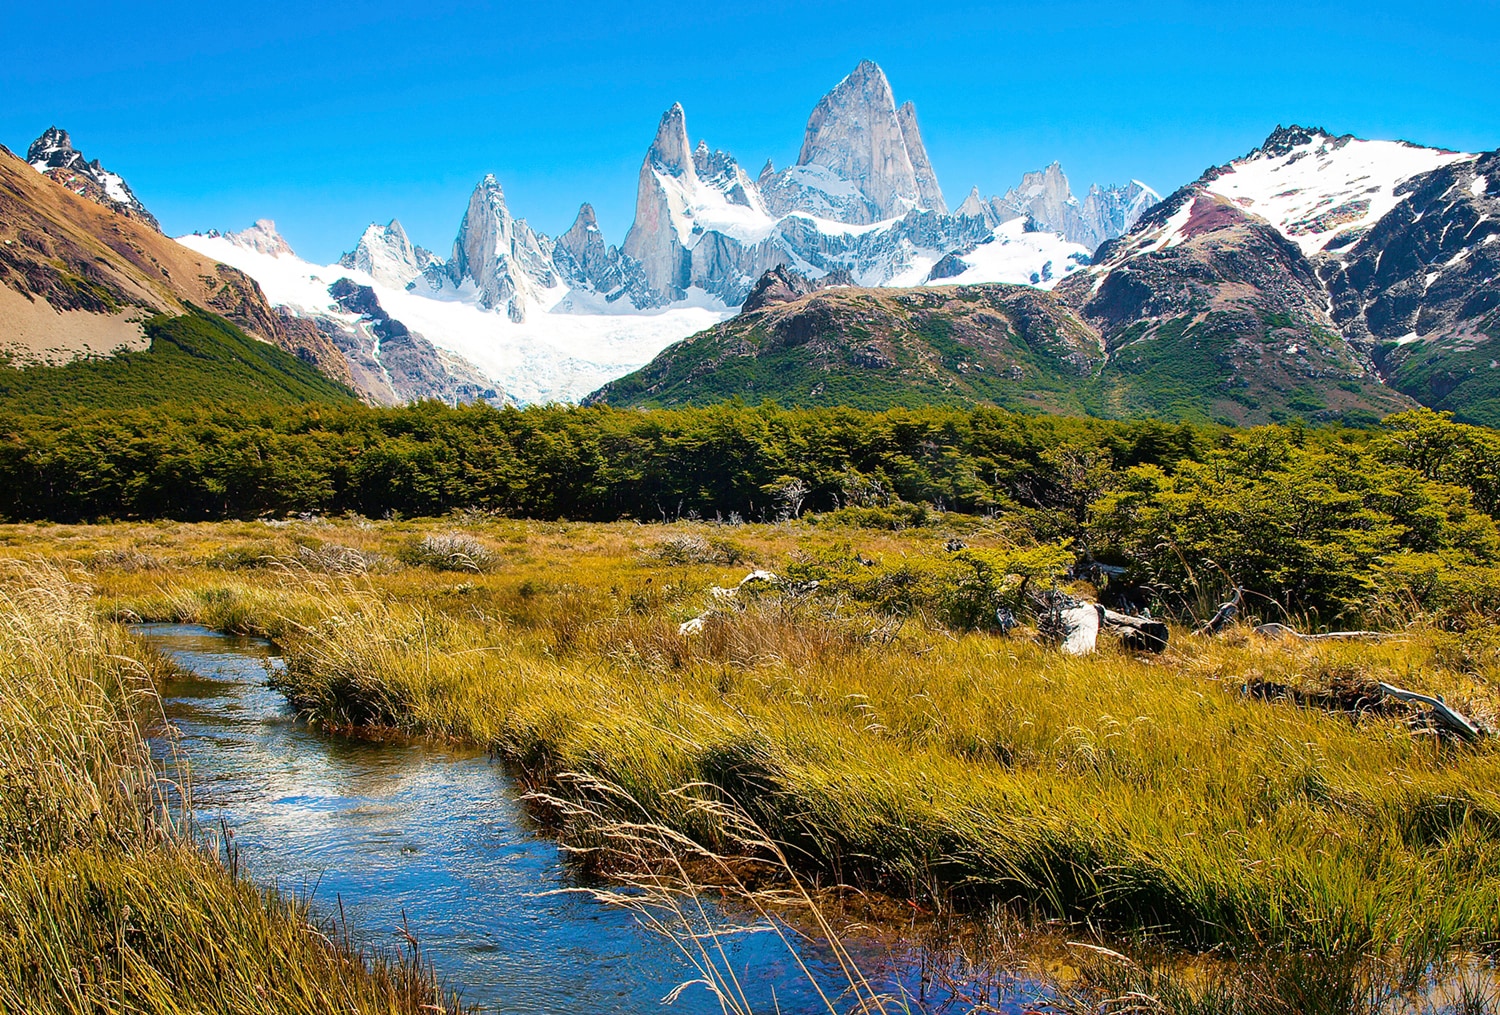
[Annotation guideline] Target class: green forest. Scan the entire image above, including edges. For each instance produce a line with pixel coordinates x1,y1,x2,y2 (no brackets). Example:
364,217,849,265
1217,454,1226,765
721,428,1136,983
4,400,1499,622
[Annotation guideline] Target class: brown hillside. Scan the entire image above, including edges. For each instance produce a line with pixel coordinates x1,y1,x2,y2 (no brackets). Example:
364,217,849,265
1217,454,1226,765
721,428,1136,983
0,145,350,384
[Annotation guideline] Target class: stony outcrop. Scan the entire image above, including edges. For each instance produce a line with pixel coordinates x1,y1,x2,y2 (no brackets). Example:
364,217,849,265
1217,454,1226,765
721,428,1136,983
26,127,161,232
324,279,499,405
1320,148,1500,422
443,174,557,321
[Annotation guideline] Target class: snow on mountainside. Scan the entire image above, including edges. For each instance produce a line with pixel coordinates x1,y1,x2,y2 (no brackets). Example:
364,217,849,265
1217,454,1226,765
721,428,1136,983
1198,126,1473,255
338,219,439,289
26,127,161,232
177,226,732,405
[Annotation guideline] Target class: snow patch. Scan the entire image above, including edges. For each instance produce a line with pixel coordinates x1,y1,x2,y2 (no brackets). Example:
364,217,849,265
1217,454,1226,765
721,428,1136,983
1472,175,1489,197
938,219,1090,289
1206,132,1475,255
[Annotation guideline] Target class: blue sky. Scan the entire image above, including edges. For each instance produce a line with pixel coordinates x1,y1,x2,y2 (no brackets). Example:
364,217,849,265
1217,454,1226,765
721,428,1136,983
3,1,1494,264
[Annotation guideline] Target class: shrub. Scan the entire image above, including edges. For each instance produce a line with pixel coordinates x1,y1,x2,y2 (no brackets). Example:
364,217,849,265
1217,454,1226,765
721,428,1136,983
204,543,281,570
644,533,747,566
399,533,496,573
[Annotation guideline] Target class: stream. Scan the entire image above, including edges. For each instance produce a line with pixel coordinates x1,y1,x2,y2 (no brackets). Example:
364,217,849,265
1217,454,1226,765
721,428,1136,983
136,623,1039,1014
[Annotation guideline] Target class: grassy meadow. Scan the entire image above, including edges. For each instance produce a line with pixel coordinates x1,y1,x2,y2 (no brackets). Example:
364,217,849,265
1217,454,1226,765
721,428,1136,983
8,512,1498,996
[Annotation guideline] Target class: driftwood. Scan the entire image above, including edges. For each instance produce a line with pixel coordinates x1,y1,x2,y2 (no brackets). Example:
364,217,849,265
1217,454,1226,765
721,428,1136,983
679,570,782,635
1253,622,1388,642
1196,589,1242,635
1050,603,1168,656
1058,604,1101,655
1378,682,1484,740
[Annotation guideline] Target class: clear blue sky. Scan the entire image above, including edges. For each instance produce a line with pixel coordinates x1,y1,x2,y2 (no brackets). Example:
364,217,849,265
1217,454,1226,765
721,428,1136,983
3,0,1494,264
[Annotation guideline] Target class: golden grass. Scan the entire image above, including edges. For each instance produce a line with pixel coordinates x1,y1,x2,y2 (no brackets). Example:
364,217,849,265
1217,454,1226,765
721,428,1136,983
0,560,463,1014
8,515,1500,983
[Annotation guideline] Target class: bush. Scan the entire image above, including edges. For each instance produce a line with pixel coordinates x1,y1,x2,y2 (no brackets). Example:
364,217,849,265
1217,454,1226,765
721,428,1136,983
204,543,281,570
644,533,747,566
809,501,931,530
399,533,496,573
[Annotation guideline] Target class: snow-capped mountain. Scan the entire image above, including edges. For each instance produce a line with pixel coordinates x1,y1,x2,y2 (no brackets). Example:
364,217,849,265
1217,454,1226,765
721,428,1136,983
26,127,160,232
338,219,439,289
177,222,731,405
1055,124,1497,424
979,164,1159,251
166,61,1160,404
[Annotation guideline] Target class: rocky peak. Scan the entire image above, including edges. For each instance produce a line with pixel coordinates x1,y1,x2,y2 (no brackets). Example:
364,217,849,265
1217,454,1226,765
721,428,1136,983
25,126,161,232
795,60,923,221
26,127,85,171
562,202,601,242
446,173,557,321
338,218,437,288
225,219,295,257
1255,124,1339,159
896,100,946,214
956,186,991,220
647,103,695,179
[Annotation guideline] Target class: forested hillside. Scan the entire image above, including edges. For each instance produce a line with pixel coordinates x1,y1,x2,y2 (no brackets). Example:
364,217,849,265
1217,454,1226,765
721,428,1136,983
0,310,355,413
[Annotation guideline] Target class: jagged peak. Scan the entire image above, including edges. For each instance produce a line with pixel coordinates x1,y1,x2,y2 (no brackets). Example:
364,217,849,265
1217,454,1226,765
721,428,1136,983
957,186,988,217
569,202,599,231
647,102,694,178
27,126,78,167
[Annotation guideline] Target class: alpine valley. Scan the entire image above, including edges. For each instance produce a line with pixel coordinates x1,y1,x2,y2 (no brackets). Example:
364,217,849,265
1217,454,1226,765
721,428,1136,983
5,62,1497,425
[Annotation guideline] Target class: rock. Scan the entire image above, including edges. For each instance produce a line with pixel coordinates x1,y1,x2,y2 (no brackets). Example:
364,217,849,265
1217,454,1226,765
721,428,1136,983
792,59,926,223
26,126,161,232
223,219,295,257
325,278,499,406
445,174,557,320
926,252,969,282
897,101,947,215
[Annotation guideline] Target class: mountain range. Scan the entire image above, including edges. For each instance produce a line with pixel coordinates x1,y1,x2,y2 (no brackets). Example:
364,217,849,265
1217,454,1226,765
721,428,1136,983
597,125,1497,426
3,62,1495,426
168,61,1159,404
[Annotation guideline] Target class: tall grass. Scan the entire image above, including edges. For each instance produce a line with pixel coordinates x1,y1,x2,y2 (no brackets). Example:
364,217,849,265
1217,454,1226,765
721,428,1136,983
125,548,1498,960
0,561,463,1014
14,516,1500,1011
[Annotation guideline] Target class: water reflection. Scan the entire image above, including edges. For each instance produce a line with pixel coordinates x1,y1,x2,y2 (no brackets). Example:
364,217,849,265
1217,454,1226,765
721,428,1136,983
136,623,1031,1014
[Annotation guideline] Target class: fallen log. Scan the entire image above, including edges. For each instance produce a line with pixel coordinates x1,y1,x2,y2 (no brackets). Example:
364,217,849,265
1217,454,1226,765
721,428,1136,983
1377,682,1484,740
1058,604,1102,656
1196,589,1242,635
1253,623,1388,642
1101,607,1169,653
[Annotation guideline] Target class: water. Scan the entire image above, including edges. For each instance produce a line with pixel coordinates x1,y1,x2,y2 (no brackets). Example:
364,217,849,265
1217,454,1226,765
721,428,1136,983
136,623,1036,1014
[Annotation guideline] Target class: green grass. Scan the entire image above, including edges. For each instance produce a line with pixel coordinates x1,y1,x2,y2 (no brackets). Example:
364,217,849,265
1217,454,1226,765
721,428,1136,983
0,309,355,413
